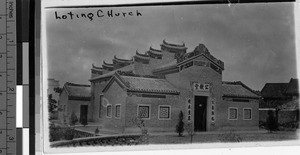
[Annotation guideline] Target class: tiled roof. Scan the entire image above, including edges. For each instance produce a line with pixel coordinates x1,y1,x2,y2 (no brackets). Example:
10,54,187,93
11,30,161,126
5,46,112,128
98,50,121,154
285,78,299,95
119,75,179,94
261,83,289,98
89,64,134,81
64,82,91,100
103,73,180,94
222,81,259,99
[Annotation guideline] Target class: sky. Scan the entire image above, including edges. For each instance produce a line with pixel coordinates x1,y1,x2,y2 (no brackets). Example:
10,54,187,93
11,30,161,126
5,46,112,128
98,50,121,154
45,2,297,91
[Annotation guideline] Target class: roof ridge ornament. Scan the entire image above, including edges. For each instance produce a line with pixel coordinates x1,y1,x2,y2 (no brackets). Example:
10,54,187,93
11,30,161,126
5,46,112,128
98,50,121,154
113,55,133,62
135,50,149,57
103,60,113,66
163,39,186,47
92,64,103,70
149,46,161,52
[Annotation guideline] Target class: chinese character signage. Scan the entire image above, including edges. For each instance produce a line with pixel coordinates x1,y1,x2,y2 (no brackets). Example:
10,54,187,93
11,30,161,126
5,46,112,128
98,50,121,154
187,98,192,122
192,82,210,92
211,98,216,124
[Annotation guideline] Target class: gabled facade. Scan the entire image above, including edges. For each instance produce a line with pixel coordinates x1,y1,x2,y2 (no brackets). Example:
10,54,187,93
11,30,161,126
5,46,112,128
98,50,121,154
83,40,260,133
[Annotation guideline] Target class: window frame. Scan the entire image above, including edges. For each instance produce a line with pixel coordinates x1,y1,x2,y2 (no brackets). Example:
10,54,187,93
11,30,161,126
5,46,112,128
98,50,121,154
243,108,252,120
158,105,171,120
137,104,151,120
106,104,112,118
115,104,121,119
228,107,238,120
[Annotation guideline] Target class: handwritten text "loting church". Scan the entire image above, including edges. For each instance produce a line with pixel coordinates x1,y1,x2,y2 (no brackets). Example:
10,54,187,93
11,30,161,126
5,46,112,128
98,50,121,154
54,9,143,21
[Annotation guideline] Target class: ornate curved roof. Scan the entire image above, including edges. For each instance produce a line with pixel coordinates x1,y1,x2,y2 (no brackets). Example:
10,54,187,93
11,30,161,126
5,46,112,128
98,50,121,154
150,46,161,52
134,50,149,59
134,50,150,64
92,64,103,70
148,46,162,55
113,55,133,64
102,60,114,69
163,39,185,47
161,39,188,51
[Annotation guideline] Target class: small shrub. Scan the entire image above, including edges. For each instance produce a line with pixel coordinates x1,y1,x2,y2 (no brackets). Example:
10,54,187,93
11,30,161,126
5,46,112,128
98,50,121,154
64,127,75,140
69,112,78,126
175,111,184,137
49,123,64,142
95,127,100,135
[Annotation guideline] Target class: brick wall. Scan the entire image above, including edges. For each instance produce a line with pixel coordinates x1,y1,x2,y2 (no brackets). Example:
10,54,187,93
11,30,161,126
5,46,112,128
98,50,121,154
161,50,175,64
218,99,259,131
134,62,149,75
91,80,109,122
97,82,127,132
124,94,181,133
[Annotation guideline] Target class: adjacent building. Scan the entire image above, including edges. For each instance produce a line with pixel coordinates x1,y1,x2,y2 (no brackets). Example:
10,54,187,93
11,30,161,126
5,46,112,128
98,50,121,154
260,78,299,125
58,82,91,124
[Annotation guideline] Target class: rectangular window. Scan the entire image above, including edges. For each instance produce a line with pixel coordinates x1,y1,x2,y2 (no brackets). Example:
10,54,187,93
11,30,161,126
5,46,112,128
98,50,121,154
99,95,103,118
115,105,121,118
106,105,112,118
243,108,252,120
158,105,171,120
228,107,238,120
137,105,150,119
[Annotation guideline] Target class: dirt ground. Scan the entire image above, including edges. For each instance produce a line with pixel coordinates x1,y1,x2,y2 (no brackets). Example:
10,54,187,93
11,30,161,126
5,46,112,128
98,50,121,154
147,131,299,144
71,124,299,144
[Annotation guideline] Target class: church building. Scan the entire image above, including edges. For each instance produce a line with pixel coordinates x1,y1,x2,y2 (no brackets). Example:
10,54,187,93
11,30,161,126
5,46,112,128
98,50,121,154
59,40,260,133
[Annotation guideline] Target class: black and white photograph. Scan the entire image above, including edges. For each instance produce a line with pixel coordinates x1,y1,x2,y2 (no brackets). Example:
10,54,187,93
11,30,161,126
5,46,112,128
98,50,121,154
41,0,299,153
